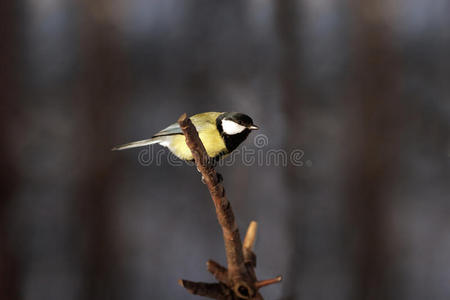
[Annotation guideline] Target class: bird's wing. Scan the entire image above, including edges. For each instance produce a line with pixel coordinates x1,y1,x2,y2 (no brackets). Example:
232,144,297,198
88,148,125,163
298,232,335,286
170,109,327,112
152,122,183,137
152,112,222,138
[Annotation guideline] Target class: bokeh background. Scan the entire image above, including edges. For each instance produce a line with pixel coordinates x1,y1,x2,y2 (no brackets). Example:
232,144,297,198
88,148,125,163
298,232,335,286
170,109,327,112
1,0,450,299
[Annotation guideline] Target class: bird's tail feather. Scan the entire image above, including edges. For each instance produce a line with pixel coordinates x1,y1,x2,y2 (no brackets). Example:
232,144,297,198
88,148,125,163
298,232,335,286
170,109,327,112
111,138,160,151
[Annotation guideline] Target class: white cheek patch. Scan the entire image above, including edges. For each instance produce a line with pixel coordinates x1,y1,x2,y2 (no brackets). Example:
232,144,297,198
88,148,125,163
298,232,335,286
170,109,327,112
222,119,247,135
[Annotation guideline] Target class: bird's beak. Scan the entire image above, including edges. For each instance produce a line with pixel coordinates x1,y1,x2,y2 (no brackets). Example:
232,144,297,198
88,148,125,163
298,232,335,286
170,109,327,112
249,125,259,130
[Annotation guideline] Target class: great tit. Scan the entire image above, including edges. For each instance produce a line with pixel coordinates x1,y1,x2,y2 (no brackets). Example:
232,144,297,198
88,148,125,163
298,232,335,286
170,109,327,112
112,112,259,161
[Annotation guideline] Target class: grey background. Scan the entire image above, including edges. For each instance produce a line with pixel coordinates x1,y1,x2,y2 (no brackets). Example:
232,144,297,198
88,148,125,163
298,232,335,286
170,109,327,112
1,0,449,300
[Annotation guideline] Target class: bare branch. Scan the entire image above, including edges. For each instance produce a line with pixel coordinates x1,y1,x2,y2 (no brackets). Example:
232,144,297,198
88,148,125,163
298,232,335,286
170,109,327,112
177,114,281,299
207,260,229,285
255,276,283,289
243,221,258,250
178,280,230,299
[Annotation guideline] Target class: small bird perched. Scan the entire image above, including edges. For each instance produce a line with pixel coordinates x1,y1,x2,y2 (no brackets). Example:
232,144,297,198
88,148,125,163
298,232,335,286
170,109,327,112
112,112,258,161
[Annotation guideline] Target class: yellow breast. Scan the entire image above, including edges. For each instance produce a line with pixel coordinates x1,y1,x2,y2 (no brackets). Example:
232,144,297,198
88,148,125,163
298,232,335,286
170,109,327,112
166,127,227,161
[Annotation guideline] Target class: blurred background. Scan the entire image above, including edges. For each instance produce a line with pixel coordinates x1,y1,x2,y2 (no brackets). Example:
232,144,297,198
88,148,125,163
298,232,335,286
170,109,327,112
1,0,450,299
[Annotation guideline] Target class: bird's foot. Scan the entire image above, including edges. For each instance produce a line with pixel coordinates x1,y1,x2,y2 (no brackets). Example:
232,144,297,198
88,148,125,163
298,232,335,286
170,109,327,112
207,157,219,169
216,172,223,183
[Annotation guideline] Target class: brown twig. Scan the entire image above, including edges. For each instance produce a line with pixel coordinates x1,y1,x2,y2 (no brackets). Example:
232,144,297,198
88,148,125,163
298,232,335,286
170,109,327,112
243,221,258,268
207,260,229,285
178,280,230,299
255,276,283,289
243,221,258,250
177,114,282,299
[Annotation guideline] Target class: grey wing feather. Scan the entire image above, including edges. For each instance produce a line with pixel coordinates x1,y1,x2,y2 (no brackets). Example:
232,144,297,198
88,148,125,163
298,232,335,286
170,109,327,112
152,121,208,137
152,122,183,137
111,138,160,151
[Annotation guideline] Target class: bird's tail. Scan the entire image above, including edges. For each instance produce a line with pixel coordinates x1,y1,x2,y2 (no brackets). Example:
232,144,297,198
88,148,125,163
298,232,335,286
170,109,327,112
111,138,161,151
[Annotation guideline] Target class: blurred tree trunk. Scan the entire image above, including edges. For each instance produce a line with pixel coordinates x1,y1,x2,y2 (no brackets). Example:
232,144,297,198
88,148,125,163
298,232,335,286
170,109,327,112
345,1,402,300
183,0,247,106
76,2,130,300
0,1,21,300
274,1,308,299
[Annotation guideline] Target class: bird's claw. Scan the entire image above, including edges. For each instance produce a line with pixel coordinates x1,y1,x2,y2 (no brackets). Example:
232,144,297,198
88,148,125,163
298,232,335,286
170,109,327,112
216,172,223,183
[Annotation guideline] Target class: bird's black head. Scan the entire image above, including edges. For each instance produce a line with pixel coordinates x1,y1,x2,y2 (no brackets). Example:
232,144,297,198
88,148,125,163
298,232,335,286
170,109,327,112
216,112,258,154
217,112,258,133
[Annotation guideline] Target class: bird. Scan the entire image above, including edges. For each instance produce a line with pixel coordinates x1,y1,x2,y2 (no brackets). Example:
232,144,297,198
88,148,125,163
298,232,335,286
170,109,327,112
112,112,259,161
